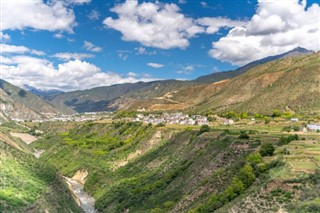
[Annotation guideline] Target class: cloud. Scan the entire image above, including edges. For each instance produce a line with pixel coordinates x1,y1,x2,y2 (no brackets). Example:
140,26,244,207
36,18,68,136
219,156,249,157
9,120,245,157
178,0,187,4
176,65,194,74
1,44,45,56
1,55,156,91
200,1,208,8
54,33,64,39
0,32,11,43
64,0,91,5
53,52,94,61
135,47,156,55
103,0,204,49
127,72,137,77
147,63,164,68
83,41,102,52
209,0,320,66
197,17,246,34
1,0,77,32
136,47,146,54
88,9,100,20
117,50,130,61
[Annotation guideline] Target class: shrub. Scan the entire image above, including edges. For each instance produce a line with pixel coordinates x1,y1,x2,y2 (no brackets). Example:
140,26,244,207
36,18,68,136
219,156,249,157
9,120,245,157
259,143,275,156
156,123,165,127
238,164,256,187
239,131,250,139
272,109,282,117
164,201,175,209
198,125,210,135
246,153,262,165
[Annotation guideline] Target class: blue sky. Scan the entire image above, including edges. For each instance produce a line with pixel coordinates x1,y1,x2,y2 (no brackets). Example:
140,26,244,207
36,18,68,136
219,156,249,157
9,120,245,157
1,0,319,91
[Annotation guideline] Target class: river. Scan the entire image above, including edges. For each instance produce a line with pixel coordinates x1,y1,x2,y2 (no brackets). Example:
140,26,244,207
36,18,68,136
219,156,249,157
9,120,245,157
65,177,96,213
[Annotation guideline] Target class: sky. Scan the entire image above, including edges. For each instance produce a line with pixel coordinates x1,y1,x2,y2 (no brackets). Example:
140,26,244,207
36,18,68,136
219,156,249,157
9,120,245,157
0,0,319,91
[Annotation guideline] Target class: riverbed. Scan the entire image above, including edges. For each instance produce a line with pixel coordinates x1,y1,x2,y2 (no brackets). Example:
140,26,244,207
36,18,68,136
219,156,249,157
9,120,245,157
65,177,96,213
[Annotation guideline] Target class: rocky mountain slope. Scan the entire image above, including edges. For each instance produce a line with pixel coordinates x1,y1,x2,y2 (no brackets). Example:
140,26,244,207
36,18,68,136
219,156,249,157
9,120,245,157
123,51,319,115
48,80,196,113
0,80,74,121
190,51,320,115
194,47,314,84
44,47,315,114
0,86,43,122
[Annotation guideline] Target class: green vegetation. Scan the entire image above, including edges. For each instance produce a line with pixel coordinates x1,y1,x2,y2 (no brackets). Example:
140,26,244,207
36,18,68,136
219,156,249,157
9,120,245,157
198,124,210,135
0,141,81,212
259,143,275,156
3,115,319,212
278,134,299,146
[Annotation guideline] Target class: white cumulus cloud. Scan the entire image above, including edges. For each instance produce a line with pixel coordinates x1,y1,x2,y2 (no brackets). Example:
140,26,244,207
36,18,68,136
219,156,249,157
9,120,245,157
1,44,45,56
209,0,320,66
1,55,156,91
103,0,204,49
147,63,164,68
53,52,94,61
1,0,77,32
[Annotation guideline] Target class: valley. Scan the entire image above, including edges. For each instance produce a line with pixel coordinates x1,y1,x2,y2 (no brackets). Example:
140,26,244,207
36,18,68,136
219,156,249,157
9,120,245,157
1,112,319,212
2,0,320,211
0,50,319,213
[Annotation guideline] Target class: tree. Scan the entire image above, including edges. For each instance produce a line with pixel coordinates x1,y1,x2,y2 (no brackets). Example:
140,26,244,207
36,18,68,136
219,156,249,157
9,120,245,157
198,124,210,135
246,153,262,165
259,143,275,156
238,164,256,187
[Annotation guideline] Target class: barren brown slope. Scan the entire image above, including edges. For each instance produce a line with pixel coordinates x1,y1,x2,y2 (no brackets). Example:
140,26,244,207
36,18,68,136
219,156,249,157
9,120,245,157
0,88,43,122
191,52,320,115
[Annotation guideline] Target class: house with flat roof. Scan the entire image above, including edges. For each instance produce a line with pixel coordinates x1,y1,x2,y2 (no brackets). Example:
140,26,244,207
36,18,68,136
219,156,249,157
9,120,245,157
306,124,320,131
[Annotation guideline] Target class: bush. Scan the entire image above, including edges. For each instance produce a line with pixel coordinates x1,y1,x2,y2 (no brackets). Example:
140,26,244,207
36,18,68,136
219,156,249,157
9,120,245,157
272,109,282,117
156,123,165,127
259,143,275,156
238,164,256,187
246,153,262,165
198,125,210,135
278,134,299,146
239,131,250,139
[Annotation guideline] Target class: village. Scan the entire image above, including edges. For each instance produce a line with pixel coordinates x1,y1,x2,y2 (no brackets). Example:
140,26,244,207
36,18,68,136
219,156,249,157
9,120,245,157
12,110,320,133
133,112,209,126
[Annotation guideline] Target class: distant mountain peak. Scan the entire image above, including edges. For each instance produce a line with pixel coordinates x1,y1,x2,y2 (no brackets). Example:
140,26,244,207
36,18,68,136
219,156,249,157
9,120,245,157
23,84,64,98
290,46,312,52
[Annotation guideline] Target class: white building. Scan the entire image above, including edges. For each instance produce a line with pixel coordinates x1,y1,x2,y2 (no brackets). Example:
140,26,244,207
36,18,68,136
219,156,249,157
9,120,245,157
223,119,234,125
307,124,320,131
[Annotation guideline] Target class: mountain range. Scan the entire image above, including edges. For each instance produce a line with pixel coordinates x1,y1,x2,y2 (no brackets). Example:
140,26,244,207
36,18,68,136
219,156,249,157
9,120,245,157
1,47,318,121
45,47,317,115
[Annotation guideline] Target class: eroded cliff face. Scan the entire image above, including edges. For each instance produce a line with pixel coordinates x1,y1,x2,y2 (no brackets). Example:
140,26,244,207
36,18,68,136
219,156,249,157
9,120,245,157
72,169,89,185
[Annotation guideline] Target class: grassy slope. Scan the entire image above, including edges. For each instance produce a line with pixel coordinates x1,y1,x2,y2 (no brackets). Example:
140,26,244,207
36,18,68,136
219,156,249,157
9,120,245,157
32,121,320,213
32,121,305,213
0,124,81,213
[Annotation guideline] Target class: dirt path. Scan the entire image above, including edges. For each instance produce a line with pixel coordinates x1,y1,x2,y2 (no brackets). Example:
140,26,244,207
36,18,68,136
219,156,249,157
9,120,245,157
0,132,23,151
10,132,37,144
65,177,96,213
